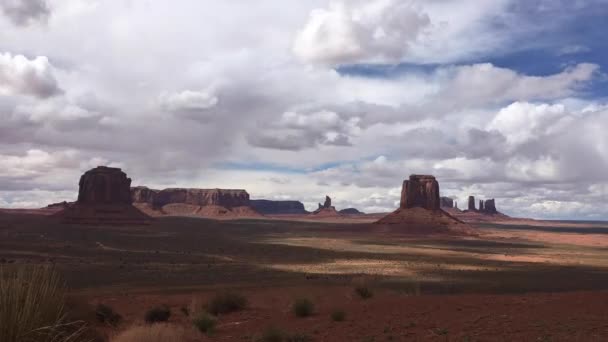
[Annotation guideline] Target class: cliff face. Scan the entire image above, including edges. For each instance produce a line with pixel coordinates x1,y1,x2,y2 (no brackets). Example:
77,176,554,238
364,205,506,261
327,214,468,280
58,166,151,225
250,200,308,214
400,175,440,210
131,187,250,208
78,166,132,205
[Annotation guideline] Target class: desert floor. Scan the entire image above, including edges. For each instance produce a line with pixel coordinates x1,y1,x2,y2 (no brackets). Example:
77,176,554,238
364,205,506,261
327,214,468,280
1,213,608,341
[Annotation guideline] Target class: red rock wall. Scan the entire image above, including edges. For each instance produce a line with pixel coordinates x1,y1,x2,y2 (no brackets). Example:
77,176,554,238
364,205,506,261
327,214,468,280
399,175,440,210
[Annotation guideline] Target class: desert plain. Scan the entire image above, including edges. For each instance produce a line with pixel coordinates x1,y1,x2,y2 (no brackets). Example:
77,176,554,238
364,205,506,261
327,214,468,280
2,208,608,341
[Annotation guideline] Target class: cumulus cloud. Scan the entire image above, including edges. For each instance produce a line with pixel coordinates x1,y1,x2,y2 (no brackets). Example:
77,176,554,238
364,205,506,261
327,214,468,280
247,110,360,150
160,89,219,113
0,53,62,98
293,0,431,65
0,0,50,26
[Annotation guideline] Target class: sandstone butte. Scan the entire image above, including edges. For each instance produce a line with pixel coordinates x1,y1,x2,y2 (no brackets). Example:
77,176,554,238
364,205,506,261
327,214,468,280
57,166,151,225
375,175,474,235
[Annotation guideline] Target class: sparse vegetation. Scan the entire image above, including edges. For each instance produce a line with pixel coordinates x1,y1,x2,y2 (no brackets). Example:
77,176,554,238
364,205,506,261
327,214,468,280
331,310,346,322
95,303,122,326
257,327,284,342
192,311,217,335
256,327,314,342
207,291,248,315
144,306,171,324
0,266,88,342
355,286,374,299
292,298,314,317
286,333,313,342
180,306,189,317
111,324,185,342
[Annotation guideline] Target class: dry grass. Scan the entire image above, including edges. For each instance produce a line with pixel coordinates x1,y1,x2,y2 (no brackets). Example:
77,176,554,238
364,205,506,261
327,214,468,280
111,324,186,342
0,266,87,342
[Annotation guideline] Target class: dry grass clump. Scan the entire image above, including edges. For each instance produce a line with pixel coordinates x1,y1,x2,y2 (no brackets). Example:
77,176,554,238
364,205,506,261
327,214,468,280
0,266,88,342
111,324,186,342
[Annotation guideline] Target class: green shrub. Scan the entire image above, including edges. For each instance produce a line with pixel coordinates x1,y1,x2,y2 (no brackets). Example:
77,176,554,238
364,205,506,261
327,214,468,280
331,310,345,322
286,333,313,342
355,286,373,299
257,327,284,342
207,292,247,315
95,303,122,326
292,298,314,318
256,328,313,342
0,266,88,342
192,312,217,334
144,306,171,324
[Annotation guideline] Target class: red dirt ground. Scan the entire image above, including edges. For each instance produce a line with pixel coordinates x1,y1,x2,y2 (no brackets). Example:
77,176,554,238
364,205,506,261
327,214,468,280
83,285,608,341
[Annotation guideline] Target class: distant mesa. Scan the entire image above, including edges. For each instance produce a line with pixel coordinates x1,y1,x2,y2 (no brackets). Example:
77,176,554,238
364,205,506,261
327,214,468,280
250,199,309,215
375,175,473,235
57,166,151,225
311,195,339,216
131,187,261,218
339,208,365,215
440,196,454,209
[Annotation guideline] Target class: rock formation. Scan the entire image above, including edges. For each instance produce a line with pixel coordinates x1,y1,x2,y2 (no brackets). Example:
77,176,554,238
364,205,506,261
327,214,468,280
468,196,476,211
479,200,484,211
131,187,260,218
77,167,132,204
250,200,308,215
57,166,151,225
400,175,440,210
481,199,498,214
440,197,454,208
339,208,365,215
312,195,339,216
376,175,472,235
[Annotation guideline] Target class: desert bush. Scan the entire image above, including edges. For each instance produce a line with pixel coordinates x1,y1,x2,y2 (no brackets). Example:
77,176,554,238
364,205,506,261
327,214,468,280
95,304,122,326
256,328,313,342
286,333,313,342
355,286,373,299
111,324,185,342
180,306,189,317
144,306,171,324
257,327,284,342
292,298,314,318
0,266,88,342
192,311,217,334
331,310,345,322
207,292,248,315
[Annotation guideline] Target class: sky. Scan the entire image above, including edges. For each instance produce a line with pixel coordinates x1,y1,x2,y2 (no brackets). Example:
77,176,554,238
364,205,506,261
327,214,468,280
0,0,607,220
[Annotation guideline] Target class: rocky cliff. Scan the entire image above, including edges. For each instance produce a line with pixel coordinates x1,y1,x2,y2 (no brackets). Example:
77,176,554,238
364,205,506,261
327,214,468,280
400,175,440,210
130,186,259,218
131,187,250,208
250,200,308,215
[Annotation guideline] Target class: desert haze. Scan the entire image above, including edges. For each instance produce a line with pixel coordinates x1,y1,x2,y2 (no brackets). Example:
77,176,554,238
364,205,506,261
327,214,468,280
1,1,608,342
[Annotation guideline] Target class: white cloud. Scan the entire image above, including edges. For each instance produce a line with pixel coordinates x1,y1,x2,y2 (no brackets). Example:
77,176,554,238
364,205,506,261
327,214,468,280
293,0,431,65
0,53,62,98
160,89,219,113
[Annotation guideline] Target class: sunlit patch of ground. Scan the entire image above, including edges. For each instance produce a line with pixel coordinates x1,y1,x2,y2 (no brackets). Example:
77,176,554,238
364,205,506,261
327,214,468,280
261,235,608,272
263,258,497,279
